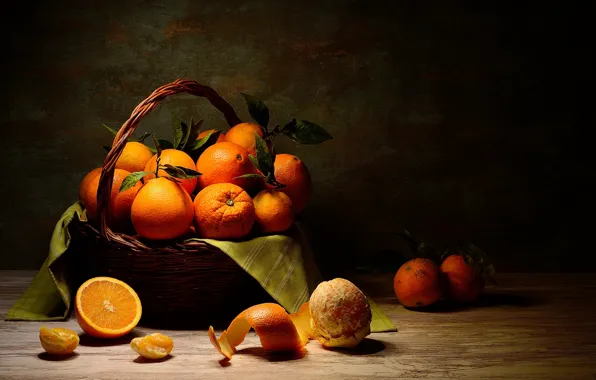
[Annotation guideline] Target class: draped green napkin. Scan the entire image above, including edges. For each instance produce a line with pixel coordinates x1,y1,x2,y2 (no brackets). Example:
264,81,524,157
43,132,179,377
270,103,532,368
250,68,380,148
5,202,396,333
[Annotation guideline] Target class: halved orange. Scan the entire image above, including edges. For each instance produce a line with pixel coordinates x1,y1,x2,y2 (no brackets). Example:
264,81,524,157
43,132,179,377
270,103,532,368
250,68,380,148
208,302,312,360
75,277,142,339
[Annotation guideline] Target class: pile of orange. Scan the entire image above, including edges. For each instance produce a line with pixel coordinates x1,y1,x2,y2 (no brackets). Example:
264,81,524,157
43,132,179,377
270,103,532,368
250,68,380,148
78,122,313,242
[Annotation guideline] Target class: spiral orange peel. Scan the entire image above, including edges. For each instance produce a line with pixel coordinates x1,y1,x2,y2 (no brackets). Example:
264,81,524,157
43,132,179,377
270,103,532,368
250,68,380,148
208,302,313,360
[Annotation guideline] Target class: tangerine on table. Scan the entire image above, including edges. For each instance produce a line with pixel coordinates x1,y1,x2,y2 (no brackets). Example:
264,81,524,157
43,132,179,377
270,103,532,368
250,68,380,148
115,141,154,173
252,189,294,233
195,142,262,192
80,168,142,232
143,149,197,195
440,254,485,303
393,258,443,308
75,276,142,339
224,122,264,155
271,154,312,214
131,177,194,241
193,183,255,240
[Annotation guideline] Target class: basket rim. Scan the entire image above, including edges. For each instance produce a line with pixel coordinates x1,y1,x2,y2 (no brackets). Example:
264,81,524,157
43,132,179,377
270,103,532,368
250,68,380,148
94,79,242,250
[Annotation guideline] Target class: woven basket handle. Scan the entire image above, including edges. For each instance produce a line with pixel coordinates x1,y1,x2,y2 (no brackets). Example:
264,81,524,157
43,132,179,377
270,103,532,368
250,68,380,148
96,79,242,240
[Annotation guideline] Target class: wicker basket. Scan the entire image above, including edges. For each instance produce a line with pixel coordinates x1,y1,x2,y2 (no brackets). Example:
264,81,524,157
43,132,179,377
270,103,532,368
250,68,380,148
72,79,275,329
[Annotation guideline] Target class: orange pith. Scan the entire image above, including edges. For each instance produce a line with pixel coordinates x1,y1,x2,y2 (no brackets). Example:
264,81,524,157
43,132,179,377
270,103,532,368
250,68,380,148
75,277,142,339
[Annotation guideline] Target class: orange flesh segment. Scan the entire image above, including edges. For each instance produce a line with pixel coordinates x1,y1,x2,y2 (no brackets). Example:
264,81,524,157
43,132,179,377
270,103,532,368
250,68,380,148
208,303,308,360
79,280,139,330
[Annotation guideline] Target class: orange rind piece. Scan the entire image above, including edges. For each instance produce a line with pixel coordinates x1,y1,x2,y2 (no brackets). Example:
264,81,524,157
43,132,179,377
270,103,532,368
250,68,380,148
208,302,313,360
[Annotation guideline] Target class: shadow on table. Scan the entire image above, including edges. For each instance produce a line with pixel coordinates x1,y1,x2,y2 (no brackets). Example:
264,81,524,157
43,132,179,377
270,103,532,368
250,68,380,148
322,338,390,356
78,331,141,346
37,352,79,361
216,346,307,366
406,292,545,313
133,355,175,364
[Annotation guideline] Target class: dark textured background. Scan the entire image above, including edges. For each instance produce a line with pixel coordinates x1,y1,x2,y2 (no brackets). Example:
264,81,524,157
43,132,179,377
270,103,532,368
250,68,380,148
1,1,591,274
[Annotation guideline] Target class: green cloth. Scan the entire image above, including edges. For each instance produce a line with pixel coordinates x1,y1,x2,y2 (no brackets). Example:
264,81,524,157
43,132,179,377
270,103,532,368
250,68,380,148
5,202,396,333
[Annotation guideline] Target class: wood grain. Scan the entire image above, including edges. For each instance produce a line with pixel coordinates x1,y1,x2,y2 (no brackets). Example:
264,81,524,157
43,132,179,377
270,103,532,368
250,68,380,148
0,270,595,380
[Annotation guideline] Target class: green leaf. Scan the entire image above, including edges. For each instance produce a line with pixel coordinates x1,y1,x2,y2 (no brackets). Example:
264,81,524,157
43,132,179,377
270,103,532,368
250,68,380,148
187,129,220,150
157,138,175,150
462,243,497,285
176,121,191,150
171,113,184,146
136,132,152,143
186,129,222,160
254,133,274,175
233,173,266,180
248,154,260,171
152,135,163,157
174,122,184,148
186,118,204,146
241,93,269,130
120,171,151,192
281,119,333,144
161,164,201,179
103,124,119,137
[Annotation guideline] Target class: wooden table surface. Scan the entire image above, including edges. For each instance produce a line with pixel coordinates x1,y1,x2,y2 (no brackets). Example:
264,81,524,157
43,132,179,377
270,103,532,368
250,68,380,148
0,270,595,380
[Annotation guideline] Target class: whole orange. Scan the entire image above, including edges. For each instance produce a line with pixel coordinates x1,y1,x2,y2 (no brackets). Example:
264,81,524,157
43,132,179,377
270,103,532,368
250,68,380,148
393,258,443,308
143,149,197,195
115,141,154,173
198,129,226,143
193,183,255,240
224,122,264,155
131,177,194,240
271,154,312,214
81,168,142,231
78,167,102,203
440,255,485,303
195,142,261,192
253,189,294,233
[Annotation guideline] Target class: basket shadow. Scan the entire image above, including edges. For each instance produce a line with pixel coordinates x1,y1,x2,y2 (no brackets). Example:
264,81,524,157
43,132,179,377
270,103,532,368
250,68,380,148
78,331,141,346
37,352,79,361
321,338,389,356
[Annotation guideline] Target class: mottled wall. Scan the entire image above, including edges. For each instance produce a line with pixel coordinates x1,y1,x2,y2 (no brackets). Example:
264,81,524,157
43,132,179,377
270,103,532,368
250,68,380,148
1,1,590,273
